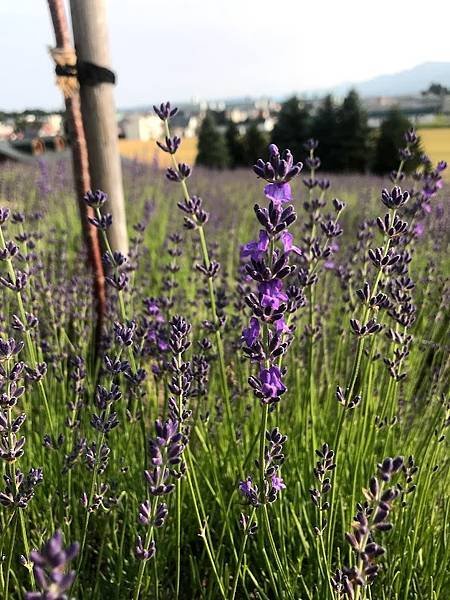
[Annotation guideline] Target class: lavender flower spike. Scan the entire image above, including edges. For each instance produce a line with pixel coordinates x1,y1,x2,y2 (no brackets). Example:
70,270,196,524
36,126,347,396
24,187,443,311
26,530,79,600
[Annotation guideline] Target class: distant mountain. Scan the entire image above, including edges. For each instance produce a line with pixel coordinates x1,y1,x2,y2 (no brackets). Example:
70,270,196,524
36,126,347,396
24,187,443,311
316,62,450,98
120,63,450,113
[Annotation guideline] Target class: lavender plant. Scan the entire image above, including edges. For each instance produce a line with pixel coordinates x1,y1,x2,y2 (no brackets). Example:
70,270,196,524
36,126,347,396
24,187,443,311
0,122,447,600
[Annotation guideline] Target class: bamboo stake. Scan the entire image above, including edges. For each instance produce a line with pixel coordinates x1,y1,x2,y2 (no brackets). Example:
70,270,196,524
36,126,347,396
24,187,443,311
69,0,129,255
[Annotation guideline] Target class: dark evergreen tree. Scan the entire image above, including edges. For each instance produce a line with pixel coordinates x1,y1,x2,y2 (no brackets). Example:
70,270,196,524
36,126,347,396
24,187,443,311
196,112,230,169
310,94,339,170
335,90,370,172
373,108,421,174
225,120,246,168
243,122,268,165
423,82,449,96
272,96,311,160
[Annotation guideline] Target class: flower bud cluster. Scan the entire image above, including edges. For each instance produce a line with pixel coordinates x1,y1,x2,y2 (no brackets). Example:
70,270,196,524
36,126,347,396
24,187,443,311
239,427,287,506
331,456,404,597
25,530,79,600
135,315,193,562
309,443,336,535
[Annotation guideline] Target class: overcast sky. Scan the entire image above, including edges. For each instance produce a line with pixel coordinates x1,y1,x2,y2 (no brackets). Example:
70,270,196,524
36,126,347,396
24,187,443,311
1,0,450,111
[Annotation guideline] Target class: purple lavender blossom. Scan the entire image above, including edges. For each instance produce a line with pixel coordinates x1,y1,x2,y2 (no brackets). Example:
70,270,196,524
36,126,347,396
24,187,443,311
280,231,302,255
274,317,290,335
271,474,286,491
241,230,269,260
413,222,425,237
259,279,288,309
242,317,260,346
239,477,259,506
263,182,292,205
259,366,286,400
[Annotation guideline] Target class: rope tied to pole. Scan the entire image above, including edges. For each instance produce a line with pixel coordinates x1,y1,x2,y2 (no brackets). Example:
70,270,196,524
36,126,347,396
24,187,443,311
49,46,79,98
49,46,116,97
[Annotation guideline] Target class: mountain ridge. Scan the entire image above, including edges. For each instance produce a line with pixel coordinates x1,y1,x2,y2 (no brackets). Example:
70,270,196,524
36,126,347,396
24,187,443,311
118,62,450,112
308,61,450,97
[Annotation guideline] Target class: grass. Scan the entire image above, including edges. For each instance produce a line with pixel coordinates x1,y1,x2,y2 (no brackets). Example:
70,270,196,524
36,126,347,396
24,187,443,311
118,137,198,167
418,127,450,176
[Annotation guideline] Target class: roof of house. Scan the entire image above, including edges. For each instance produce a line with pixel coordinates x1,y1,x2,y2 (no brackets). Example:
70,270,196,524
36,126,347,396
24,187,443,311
0,141,70,164
170,112,196,129
0,141,35,163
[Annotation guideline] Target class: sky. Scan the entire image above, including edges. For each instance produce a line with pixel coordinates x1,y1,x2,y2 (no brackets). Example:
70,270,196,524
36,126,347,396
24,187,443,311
1,0,450,111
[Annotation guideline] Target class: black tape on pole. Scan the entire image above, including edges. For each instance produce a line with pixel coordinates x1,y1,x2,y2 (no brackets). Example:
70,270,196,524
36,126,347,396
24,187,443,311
55,61,116,85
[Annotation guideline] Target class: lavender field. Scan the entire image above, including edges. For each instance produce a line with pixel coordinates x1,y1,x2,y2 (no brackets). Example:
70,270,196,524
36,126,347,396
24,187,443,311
0,108,448,599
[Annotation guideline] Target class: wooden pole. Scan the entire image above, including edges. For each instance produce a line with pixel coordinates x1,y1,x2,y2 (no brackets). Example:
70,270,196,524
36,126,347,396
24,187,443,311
47,0,106,342
69,0,128,254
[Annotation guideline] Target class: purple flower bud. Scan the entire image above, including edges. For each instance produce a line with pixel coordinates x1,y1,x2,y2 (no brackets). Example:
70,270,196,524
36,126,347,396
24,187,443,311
83,189,108,208
26,530,79,600
153,102,178,121
0,208,10,224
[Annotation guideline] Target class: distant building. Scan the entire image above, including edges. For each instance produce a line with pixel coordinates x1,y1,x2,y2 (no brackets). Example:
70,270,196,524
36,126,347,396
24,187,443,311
12,113,64,139
364,95,441,127
0,122,14,140
39,114,63,137
169,112,199,138
440,95,450,114
120,114,163,140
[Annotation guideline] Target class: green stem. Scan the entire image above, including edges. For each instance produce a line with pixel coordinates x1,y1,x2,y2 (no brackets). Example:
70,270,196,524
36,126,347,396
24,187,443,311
185,467,227,599
4,511,18,599
263,505,294,600
133,511,157,600
230,508,256,600
259,404,268,499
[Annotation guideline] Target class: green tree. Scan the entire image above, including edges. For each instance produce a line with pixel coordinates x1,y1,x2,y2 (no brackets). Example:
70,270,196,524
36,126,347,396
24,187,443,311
310,94,339,171
272,96,311,160
372,108,421,174
335,90,370,172
225,120,246,168
196,112,230,169
243,122,268,165
423,83,449,96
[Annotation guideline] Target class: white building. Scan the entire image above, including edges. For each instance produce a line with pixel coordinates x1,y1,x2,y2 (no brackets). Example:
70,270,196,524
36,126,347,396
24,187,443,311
0,122,14,140
39,114,63,137
170,113,199,138
120,114,163,140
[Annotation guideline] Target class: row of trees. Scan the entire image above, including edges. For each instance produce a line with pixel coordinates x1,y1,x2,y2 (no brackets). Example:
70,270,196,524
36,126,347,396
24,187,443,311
196,91,421,174
196,114,269,170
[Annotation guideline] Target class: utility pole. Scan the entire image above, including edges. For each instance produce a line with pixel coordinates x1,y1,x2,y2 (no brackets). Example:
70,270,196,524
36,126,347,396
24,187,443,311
69,0,129,254
47,0,106,342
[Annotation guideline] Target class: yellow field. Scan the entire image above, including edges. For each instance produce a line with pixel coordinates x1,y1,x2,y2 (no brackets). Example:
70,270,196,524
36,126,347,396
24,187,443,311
119,128,450,178
419,128,450,177
118,138,197,168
